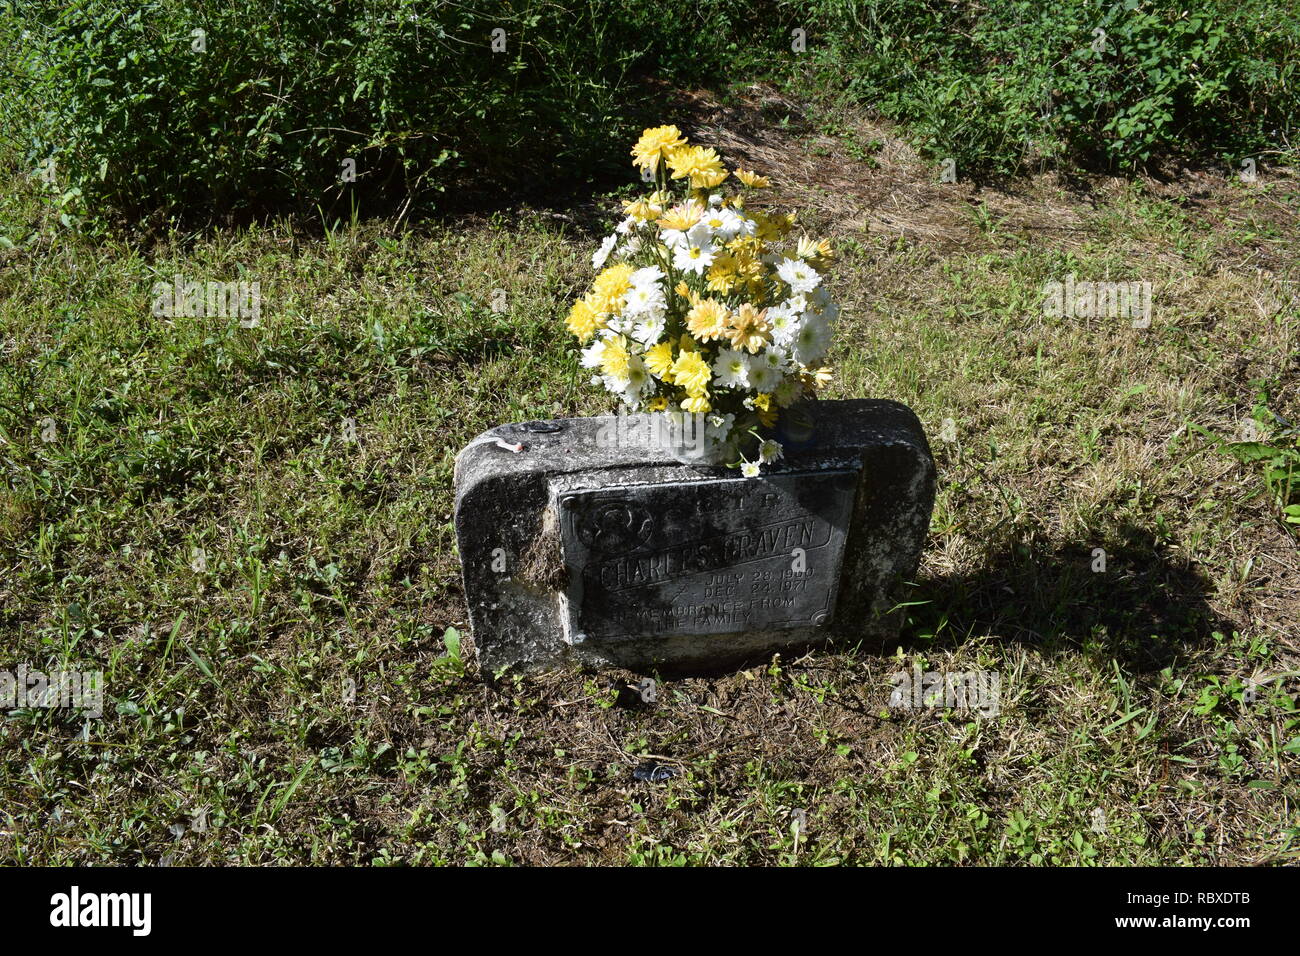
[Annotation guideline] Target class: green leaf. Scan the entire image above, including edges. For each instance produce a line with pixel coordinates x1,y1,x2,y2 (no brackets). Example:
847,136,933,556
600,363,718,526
442,626,461,663
1224,442,1282,463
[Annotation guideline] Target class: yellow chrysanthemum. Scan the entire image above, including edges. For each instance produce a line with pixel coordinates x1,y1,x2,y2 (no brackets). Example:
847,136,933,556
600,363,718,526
631,125,688,171
721,241,765,293
685,298,730,343
587,289,622,316
726,303,772,354
598,336,631,380
753,210,797,242
566,297,599,341
809,365,834,388
666,145,725,185
705,254,740,294
680,393,711,414
647,396,669,411
796,235,834,265
690,168,729,190
670,350,712,396
622,197,659,222
644,341,676,381
657,201,704,232
749,392,778,427
733,168,772,188
591,263,634,302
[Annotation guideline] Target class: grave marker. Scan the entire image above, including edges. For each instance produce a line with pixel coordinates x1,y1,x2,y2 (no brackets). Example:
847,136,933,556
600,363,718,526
454,399,935,672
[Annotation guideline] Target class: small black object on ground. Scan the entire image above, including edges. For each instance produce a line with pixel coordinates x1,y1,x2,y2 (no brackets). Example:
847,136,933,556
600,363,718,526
633,761,678,783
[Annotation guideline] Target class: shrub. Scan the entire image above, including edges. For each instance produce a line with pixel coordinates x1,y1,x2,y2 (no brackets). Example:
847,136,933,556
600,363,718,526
801,0,1300,175
4,0,1296,222
5,0,793,224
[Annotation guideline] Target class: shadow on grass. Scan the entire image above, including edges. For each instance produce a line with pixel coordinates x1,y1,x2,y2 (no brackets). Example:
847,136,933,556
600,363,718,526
310,82,738,238
316,81,823,239
896,522,1233,674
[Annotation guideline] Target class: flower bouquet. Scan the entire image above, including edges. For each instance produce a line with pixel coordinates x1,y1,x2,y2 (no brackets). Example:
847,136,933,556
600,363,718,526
566,125,839,475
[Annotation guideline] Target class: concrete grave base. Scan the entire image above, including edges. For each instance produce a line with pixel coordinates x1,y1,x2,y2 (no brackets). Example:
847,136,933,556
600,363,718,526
454,399,935,673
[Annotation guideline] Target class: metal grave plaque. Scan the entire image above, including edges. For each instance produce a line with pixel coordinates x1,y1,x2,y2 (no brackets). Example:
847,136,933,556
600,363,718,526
557,470,858,643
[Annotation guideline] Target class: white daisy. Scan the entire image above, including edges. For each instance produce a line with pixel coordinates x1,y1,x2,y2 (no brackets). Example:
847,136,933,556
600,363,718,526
706,412,735,440
773,377,803,407
604,312,634,335
740,461,761,478
747,359,780,393
776,257,821,294
759,346,790,372
766,303,801,345
630,265,666,288
632,312,666,345
616,356,652,404
758,439,784,465
752,350,785,388
659,228,689,249
623,283,665,317
673,242,716,275
686,221,714,248
602,370,630,392
711,349,750,389
592,234,618,270
580,338,606,369
793,315,832,364
701,207,743,241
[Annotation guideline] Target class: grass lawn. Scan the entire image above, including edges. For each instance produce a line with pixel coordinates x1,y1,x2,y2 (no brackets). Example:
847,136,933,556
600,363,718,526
1,87,1297,865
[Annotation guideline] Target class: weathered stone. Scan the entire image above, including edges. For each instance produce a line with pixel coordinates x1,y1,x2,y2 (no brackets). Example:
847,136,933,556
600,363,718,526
454,399,935,673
